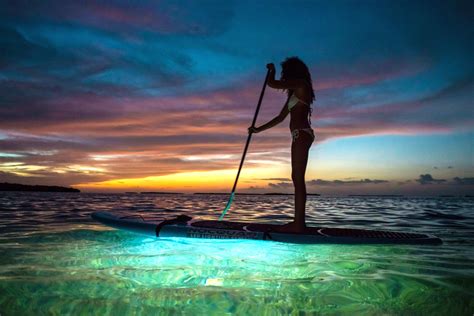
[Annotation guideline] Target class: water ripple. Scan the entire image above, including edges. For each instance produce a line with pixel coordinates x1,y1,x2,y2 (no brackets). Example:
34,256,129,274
1,192,473,314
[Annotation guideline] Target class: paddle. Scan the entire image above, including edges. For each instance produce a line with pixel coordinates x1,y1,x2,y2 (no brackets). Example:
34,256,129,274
219,69,270,220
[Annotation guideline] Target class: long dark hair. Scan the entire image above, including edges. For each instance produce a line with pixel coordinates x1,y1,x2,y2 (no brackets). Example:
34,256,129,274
280,56,315,104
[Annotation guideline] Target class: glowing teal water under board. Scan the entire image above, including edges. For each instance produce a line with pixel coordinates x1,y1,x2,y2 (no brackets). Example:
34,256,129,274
91,212,442,245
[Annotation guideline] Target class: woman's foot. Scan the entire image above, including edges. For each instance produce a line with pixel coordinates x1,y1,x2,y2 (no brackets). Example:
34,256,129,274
274,221,306,233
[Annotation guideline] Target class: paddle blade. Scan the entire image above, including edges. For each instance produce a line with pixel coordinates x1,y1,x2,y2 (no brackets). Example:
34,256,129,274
219,192,235,221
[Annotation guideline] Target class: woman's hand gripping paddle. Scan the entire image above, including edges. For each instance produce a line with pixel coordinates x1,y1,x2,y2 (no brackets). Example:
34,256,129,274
219,70,270,220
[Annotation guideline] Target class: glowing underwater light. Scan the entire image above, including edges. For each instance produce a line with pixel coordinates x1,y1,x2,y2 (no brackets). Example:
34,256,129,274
84,231,379,290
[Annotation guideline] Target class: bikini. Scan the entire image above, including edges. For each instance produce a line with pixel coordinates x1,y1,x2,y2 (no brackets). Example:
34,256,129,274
287,93,315,143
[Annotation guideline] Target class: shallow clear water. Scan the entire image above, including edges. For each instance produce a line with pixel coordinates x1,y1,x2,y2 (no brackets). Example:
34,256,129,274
0,192,473,315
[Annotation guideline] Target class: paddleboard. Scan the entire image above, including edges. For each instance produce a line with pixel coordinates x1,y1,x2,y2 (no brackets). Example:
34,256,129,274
91,211,442,245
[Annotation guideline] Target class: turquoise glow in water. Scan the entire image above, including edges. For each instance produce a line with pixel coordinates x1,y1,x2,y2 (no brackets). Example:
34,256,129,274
0,193,473,315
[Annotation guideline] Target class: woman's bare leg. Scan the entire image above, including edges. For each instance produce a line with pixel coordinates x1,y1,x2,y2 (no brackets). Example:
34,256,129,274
277,132,312,233
292,132,312,229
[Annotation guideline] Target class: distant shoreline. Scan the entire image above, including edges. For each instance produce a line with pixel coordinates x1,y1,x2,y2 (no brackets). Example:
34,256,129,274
348,194,404,197
0,182,80,193
193,192,321,196
1,185,470,198
138,192,182,195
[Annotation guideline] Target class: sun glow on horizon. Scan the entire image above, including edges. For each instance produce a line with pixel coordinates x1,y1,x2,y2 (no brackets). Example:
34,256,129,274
74,166,288,192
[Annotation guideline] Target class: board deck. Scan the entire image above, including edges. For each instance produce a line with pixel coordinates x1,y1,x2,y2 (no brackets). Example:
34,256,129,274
91,211,442,245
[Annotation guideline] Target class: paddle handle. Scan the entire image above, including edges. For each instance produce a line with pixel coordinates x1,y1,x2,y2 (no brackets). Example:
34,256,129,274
219,70,270,220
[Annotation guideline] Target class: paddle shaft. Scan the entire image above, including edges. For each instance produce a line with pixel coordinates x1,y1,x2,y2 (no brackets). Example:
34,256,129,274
219,70,270,220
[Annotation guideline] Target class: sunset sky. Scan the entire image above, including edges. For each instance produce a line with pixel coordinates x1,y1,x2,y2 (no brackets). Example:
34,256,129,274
0,0,473,195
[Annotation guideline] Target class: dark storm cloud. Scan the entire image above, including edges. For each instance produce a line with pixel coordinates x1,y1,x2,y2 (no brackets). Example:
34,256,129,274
268,182,292,189
434,166,455,170
453,177,474,185
416,174,447,185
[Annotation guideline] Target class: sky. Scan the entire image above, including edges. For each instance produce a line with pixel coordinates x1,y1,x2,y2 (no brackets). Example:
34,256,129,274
0,0,473,195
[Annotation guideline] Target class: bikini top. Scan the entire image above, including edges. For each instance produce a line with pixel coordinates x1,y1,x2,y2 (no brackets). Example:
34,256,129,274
287,92,313,125
287,94,309,111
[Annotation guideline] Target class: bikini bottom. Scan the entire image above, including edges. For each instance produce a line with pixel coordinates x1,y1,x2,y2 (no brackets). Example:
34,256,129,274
291,128,315,143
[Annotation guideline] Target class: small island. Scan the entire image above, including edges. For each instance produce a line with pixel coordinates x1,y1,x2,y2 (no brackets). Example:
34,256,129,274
194,192,260,195
140,192,183,195
264,192,321,196
348,194,403,197
0,182,80,192
193,192,320,196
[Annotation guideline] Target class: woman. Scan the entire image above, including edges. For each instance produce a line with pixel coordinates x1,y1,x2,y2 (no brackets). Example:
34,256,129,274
249,57,315,233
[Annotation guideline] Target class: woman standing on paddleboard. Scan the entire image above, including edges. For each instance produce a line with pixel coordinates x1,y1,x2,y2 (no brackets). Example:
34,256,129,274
249,57,315,233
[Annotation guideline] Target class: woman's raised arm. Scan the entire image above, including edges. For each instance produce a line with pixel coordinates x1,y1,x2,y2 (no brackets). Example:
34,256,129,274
266,63,305,90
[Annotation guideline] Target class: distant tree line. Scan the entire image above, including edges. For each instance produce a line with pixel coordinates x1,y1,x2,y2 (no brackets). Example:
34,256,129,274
0,182,80,192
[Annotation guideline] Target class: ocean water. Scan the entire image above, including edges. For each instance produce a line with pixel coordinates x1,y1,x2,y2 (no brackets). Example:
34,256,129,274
0,192,473,315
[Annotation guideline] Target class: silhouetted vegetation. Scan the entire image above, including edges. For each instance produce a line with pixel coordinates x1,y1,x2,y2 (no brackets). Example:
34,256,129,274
0,182,80,192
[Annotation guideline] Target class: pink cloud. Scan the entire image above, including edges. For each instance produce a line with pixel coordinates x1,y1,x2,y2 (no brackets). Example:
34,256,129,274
312,58,428,91
2,57,467,187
